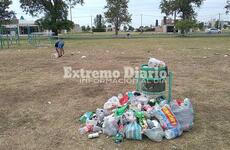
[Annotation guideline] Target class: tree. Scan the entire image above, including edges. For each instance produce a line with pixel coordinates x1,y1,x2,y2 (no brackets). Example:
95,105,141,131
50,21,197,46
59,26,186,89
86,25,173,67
0,0,15,25
215,20,221,29
104,0,132,35
81,25,86,32
94,14,106,29
160,0,204,34
197,22,204,31
225,0,230,14
86,25,91,32
176,20,196,34
123,25,128,32
223,24,228,29
128,25,134,31
20,0,84,35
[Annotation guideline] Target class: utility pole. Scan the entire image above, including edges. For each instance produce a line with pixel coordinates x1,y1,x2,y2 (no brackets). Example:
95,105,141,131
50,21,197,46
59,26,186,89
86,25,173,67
218,13,221,29
69,1,73,21
141,14,143,27
91,16,93,34
174,11,176,33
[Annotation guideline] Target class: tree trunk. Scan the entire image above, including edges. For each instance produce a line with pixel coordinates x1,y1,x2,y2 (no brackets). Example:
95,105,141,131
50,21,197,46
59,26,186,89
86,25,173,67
115,27,118,36
52,29,58,36
115,17,119,36
181,29,185,35
51,16,58,36
173,11,176,34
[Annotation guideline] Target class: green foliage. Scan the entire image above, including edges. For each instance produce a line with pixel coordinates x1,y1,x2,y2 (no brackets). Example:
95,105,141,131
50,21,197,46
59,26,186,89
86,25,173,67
176,20,196,34
104,0,132,35
123,25,128,31
35,17,74,32
160,0,204,34
197,22,204,31
0,0,15,25
223,24,228,29
160,0,177,16
128,25,134,31
160,0,204,20
86,25,91,31
81,25,91,32
136,26,154,32
20,0,84,35
215,20,220,29
225,0,230,14
94,14,106,30
81,26,86,32
92,28,106,32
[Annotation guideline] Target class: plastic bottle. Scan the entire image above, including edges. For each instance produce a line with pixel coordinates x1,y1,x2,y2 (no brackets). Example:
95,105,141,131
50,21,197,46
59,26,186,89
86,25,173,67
127,92,134,98
79,125,93,134
183,98,191,108
147,119,155,129
86,119,97,126
88,133,99,139
114,133,123,144
114,105,128,117
165,127,182,140
79,112,93,124
79,127,88,135
118,93,123,99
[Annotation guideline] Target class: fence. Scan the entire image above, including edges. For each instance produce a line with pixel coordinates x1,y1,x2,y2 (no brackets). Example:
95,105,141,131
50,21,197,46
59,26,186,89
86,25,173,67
0,25,20,49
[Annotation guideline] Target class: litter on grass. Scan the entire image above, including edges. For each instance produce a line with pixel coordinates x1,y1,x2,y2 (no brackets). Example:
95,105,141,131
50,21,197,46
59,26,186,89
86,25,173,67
78,58,194,143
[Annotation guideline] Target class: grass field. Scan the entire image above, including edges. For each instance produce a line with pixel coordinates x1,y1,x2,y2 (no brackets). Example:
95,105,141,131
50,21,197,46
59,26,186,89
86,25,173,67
0,37,230,150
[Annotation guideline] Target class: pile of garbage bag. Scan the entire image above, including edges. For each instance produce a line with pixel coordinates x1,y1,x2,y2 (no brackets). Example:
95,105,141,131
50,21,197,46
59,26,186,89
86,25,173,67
79,92,194,143
79,58,194,143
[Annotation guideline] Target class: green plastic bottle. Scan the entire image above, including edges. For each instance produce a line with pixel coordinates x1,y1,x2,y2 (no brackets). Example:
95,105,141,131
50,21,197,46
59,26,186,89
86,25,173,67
114,105,128,117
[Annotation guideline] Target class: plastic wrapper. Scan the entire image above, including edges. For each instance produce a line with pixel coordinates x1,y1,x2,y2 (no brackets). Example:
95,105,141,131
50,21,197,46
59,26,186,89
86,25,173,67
150,104,183,139
102,116,119,136
114,105,129,117
123,110,136,123
124,122,142,140
170,98,194,131
148,58,166,68
96,108,109,122
119,95,129,105
103,96,120,110
79,112,94,124
143,120,164,142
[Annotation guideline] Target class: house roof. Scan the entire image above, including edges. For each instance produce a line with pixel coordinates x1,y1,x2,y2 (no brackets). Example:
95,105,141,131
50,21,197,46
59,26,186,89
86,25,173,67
19,20,37,26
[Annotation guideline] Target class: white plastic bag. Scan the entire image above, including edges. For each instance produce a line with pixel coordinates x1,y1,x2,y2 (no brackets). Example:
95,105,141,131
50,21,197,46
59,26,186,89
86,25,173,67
143,120,165,142
102,115,119,136
170,98,194,131
103,96,120,110
148,58,166,68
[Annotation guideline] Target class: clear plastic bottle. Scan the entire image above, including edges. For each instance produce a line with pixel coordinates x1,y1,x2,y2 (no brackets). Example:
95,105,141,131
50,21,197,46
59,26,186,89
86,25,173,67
88,133,99,139
165,127,182,140
79,127,88,135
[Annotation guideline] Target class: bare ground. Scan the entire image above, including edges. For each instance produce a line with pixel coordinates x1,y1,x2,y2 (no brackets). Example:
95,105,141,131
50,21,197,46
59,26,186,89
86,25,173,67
0,37,230,150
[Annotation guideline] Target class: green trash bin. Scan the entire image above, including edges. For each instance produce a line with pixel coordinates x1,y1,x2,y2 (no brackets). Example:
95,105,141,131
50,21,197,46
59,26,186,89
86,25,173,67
136,64,173,103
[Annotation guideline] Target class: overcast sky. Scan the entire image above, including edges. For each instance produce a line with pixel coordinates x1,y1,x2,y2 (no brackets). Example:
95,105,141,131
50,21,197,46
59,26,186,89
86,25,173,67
10,0,229,27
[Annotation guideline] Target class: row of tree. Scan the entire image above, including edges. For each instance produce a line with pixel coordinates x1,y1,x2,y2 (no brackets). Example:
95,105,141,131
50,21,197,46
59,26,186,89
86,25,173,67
1,0,230,35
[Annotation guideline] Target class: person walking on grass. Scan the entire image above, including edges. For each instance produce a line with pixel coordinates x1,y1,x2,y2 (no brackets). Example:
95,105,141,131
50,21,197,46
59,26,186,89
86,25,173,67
55,39,64,57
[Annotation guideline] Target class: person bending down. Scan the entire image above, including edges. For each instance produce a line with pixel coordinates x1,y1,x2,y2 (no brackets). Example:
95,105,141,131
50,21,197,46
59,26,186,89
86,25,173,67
55,40,64,57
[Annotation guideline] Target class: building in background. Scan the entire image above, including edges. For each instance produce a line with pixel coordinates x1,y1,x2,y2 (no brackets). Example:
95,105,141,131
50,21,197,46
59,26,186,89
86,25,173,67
2,16,39,36
161,17,175,33
18,19,39,35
